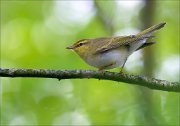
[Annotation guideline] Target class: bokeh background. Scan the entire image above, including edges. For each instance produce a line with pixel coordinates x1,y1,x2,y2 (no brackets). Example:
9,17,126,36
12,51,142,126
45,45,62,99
1,0,179,125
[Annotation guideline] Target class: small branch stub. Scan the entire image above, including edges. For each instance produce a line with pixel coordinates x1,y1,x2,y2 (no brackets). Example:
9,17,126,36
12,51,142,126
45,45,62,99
0,68,179,92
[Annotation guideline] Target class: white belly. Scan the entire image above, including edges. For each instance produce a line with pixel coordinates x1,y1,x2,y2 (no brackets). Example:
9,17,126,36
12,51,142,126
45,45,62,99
86,47,128,70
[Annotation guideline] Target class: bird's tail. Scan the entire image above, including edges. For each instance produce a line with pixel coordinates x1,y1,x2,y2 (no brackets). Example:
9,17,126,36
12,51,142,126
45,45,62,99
137,22,166,37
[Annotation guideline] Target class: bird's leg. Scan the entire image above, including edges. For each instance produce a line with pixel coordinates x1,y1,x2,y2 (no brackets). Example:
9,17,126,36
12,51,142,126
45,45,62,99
120,58,128,73
97,69,104,80
98,68,104,71
98,62,115,71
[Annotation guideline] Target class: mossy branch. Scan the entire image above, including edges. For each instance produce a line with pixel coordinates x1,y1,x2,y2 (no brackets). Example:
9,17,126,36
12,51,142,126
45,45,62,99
0,68,179,92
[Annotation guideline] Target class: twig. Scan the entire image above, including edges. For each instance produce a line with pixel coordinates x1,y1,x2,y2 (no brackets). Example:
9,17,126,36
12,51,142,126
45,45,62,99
0,68,179,92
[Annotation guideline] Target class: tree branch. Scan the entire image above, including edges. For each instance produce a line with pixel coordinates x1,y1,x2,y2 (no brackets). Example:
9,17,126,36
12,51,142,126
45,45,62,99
0,68,179,92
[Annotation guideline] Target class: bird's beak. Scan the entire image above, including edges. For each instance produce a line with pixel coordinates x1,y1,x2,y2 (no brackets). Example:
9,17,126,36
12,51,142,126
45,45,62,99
66,45,75,50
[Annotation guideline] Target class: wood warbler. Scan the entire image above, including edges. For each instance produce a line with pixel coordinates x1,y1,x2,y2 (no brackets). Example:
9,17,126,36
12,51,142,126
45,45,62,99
67,22,166,72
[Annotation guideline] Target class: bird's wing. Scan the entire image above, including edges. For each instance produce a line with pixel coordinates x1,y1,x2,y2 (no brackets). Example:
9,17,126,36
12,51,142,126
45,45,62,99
94,35,141,54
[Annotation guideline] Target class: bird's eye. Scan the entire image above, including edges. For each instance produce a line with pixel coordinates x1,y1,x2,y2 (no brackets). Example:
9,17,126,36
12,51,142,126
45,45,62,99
79,43,83,46
75,39,88,48
75,42,84,48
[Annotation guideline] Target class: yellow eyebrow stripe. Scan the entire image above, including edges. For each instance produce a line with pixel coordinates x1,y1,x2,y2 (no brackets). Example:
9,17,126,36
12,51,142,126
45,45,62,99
74,39,89,46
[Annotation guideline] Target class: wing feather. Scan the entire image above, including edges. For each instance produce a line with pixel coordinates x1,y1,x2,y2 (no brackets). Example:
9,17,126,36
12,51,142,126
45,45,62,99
95,35,141,54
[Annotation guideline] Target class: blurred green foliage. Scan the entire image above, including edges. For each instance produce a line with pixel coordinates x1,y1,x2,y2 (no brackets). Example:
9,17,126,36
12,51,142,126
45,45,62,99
1,0,179,125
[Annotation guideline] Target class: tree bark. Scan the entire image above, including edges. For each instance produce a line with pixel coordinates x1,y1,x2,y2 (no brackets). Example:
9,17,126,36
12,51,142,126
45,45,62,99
0,68,179,92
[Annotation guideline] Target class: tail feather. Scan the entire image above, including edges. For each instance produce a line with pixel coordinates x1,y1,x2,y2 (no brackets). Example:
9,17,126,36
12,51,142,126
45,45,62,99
135,42,156,51
137,22,166,37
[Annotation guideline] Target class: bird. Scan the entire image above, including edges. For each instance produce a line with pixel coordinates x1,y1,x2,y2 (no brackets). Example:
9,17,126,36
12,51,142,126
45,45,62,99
67,22,166,72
